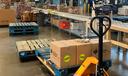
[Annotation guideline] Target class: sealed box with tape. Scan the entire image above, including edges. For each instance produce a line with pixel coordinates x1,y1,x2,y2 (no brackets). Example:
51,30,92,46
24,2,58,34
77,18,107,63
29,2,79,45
50,41,77,69
65,39,92,65
90,39,111,61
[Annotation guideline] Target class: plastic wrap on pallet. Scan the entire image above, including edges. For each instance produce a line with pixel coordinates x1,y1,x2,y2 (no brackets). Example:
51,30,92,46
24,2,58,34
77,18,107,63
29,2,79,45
58,6,81,14
1,0,11,4
16,2,31,18
21,11,37,22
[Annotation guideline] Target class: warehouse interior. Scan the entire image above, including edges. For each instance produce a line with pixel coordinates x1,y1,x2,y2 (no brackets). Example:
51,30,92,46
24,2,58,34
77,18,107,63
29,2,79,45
0,0,128,76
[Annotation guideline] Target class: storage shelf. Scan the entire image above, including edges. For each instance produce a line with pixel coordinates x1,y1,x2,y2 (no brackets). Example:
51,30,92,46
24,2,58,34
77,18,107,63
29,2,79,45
33,8,91,22
111,40,128,49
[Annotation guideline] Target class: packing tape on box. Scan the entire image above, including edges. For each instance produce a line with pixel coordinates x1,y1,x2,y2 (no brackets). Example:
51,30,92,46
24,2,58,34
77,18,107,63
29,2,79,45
64,55,71,63
80,54,85,61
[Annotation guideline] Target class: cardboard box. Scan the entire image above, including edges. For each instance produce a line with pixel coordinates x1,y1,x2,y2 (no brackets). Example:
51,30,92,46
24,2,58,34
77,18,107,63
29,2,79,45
50,41,77,69
90,39,111,60
66,39,92,65
50,39,111,68
67,39,111,63
76,42,92,65
52,17,59,26
0,9,16,26
21,11,31,22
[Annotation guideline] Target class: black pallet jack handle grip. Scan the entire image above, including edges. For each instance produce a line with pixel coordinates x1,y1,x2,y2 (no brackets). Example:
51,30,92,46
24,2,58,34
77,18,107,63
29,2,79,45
90,16,111,76
90,16,111,37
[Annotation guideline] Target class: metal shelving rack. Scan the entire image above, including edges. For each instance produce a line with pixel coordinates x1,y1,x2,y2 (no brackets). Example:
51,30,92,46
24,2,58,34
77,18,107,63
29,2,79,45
33,8,128,49
33,7,97,38
106,20,128,51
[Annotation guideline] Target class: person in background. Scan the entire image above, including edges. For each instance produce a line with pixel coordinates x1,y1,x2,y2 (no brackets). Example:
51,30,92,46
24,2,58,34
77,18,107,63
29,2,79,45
88,0,94,15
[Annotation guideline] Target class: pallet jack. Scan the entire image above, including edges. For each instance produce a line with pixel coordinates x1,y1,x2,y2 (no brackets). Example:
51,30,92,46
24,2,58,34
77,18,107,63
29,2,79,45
74,16,111,76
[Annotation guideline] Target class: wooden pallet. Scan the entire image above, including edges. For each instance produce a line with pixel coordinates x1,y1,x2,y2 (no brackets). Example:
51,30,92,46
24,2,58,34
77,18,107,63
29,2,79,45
16,39,50,52
36,49,79,76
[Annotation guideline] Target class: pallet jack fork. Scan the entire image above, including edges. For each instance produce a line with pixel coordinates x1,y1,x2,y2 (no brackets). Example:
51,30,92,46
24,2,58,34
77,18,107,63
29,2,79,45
74,57,98,76
74,16,111,76
74,57,109,76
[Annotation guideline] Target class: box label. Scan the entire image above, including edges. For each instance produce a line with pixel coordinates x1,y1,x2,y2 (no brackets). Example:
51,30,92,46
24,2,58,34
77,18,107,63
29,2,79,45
64,55,71,63
80,54,85,61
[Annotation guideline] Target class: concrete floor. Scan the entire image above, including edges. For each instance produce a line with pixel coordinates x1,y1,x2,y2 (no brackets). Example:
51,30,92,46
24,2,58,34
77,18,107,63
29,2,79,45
0,26,128,76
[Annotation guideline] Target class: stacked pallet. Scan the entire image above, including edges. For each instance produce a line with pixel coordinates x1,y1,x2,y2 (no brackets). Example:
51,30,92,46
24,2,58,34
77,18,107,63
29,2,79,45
9,22,39,35
16,39,51,61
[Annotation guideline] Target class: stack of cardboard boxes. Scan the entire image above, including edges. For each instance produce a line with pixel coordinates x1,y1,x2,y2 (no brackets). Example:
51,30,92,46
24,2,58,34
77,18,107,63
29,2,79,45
21,11,36,22
58,6,81,15
16,2,31,18
50,39,111,69
0,8,16,26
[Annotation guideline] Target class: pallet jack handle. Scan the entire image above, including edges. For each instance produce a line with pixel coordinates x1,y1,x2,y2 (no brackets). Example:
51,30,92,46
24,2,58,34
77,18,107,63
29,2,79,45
90,16,111,76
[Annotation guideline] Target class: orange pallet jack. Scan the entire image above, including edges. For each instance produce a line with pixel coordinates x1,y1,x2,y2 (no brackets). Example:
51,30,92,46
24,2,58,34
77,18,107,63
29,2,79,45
74,16,111,76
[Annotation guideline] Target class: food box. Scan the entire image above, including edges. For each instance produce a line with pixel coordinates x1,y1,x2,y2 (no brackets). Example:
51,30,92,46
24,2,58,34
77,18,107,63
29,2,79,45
0,9,16,26
66,39,92,65
50,41,77,69
90,39,111,60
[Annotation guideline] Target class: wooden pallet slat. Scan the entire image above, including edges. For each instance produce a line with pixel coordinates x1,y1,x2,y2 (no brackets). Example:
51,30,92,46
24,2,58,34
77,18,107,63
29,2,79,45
22,41,31,51
26,40,35,51
40,39,48,47
16,41,24,51
37,56,55,75
16,39,50,53
43,39,50,47
16,41,31,52
35,39,44,48
31,40,40,49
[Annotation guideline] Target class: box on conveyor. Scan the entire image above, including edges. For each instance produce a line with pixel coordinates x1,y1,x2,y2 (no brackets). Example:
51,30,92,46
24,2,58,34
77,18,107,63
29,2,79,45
50,40,77,69
90,39,111,61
